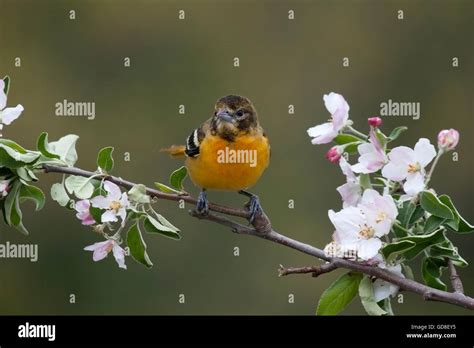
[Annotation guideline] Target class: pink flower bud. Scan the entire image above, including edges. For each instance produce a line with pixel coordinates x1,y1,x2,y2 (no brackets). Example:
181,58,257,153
368,117,382,127
325,146,342,163
437,129,459,150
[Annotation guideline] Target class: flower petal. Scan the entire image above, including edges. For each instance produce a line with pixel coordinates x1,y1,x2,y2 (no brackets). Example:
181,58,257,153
101,210,118,223
307,123,337,144
357,238,382,260
75,199,90,213
104,181,122,201
414,138,436,167
381,162,407,181
0,81,6,110
323,92,350,115
337,182,361,207
1,105,24,125
403,172,425,196
331,107,349,131
112,244,127,269
90,195,110,209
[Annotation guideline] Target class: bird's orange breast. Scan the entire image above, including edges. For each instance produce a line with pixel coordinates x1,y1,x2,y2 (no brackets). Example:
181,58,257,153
186,134,270,191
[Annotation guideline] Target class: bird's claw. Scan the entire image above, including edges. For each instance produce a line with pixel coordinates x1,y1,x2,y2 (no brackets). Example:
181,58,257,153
195,190,209,215
245,194,262,224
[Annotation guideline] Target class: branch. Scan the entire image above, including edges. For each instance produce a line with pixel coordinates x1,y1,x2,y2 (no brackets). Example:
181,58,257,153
448,259,464,294
41,164,474,311
278,262,338,277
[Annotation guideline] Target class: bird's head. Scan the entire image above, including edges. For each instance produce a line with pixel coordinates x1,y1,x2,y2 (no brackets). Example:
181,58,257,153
211,95,259,140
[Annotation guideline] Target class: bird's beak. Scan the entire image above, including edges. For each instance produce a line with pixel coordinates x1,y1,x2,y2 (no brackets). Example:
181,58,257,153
216,109,234,123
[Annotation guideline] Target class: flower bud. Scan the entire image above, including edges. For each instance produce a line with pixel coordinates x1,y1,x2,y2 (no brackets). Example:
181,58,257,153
437,129,459,151
368,117,382,127
325,146,342,163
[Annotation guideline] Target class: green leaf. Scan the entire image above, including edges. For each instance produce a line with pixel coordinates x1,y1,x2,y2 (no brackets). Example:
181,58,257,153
169,166,187,190
438,194,474,233
359,174,371,190
11,193,28,235
154,182,181,194
0,144,40,168
374,128,388,150
126,223,153,268
3,75,10,95
97,146,114,172
397,201,416,228
50,183,70,207
382,240,416,262
409,204,425,225
391,223,408,238
429,238,468,267
19,184,45,210
48,134,79,166
420,191,454,220
128,184,150,204
89,205,103,224
316,272,362,315
0,139,29,153
421,257,447,291
4,180,21,226
65,175,94,199
37,132,61,159
397,229,446,260
424,215,445,234
334,134,360,154
359,276,387,316
144,216,181,240
402,264,415,281
388,126,408,141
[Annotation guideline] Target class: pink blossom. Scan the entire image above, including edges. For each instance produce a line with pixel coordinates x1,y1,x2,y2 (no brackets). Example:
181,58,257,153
437,129,459,151
0,80,24,127
326,146,342,163
307,92,350,144
368,117,382,127
84,239,127,269
351,129,387,174
0,180,9,198
90,181,129,226
74,199,95,225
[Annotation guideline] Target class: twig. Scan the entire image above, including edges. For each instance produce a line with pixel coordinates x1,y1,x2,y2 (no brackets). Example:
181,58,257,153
448,259,464,294
41,164,474,311
278,262,338,277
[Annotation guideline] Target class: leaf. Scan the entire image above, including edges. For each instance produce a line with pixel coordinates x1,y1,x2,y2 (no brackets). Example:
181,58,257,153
128,184,150,204
19,184,45,210
154,182,181,194
0,144,40,168
409,204,425,225
11,193,28,235
421,257,447,291
388,126,408,141
89,205,103,224
0,139,29,153
65,175,94,199
37,132,61,159
397,229,446,260
438,194,474,233
382,240,416,262
402,264,415,281
397,201,416,228
358,276,387,316
48,134,79,166
3,75,10,95
334,134,360,154
359,174,371,190
4,180,21,226
144,216,181,240
429,238,468,268
50,183,70,207
97,146,114,172
316,272,362,315
420,191,454,220
424,215,445,234
169,166,187,190
391,223,408,238
126,223,153,268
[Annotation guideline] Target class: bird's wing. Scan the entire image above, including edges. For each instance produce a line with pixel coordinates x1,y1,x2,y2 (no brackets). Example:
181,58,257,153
161,120,209,158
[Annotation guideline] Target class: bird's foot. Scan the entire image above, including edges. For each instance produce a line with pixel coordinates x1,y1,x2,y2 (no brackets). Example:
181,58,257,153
195,190,209,215
239,190,262,224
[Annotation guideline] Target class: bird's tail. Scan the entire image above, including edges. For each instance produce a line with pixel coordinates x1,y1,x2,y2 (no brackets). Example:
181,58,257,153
160,145,186,157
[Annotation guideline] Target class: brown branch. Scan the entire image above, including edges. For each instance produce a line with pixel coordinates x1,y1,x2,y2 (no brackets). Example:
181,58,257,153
278,262,338,277
41,164,474,311
448,259,464,294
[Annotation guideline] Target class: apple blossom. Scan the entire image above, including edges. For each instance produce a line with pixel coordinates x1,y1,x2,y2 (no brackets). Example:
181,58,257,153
437,128,459,151
307,92,350,144
0,180,9,198
74,199,95,225
91,181,130,226
359,189,398,237
351,129,387,174
337,157,362,207
373,263,404,302
381,138,436,197
84,239,127,269
0,80,24,130
325,146,342,163
368,117,382,127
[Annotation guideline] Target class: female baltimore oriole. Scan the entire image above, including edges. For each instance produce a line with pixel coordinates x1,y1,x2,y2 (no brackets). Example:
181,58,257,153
163,95,270,221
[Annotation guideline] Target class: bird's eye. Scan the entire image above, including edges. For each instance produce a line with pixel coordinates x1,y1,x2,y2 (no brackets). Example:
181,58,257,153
235,110,244,117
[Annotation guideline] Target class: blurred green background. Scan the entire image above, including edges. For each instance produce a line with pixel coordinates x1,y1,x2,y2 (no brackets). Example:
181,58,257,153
0,0,472,315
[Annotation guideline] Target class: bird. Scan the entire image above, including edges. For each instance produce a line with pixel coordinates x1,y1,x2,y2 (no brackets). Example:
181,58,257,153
162,95,270,222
